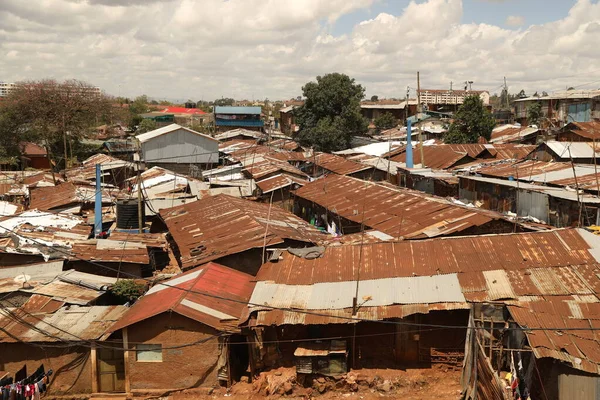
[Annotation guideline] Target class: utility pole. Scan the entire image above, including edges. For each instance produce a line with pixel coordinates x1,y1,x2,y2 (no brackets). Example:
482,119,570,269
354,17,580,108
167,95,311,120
503,77,510,109
137,168,143,234
417,72,424,168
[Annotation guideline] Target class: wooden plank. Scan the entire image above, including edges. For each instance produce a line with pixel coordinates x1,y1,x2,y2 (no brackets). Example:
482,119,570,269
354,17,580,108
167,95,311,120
91,342,98,393
123,328,131,394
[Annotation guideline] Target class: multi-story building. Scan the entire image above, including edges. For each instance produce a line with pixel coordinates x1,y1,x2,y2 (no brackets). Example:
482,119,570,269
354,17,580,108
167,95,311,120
0,81,101,98
418,89,490,109
513,89,600,126
0,82,16,97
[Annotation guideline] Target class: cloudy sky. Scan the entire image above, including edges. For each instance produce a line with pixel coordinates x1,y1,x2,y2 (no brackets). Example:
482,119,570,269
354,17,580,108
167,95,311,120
1,0,598,101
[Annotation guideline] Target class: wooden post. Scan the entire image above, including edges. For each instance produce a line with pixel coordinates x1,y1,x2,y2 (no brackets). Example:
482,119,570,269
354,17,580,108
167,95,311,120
91,342,98,393
123,328,131,395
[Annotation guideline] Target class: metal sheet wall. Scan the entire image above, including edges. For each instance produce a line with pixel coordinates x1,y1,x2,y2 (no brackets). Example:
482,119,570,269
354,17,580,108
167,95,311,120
141,128,219,164
517,190,549,222
558,372,600,400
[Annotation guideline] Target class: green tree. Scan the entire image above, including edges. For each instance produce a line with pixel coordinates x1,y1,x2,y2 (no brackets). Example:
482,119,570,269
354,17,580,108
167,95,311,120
0,79,115,169
374,112,397,132
214,97,235,106
444,95,496,143
294,73,368,152
129,95,149,115
527,102,543,126
370,95,379,102
136,118,157,134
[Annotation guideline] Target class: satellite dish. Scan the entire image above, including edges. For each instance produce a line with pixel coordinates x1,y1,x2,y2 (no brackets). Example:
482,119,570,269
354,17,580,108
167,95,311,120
14,274,31,284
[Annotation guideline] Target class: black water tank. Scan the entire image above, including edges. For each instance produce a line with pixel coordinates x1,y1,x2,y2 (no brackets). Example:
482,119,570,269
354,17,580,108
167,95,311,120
116,199,145,230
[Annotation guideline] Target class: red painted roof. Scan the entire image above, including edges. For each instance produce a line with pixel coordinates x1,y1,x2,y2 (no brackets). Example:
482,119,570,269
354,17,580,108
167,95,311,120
109,262,256,333
19,142,47,156
159,106,207,115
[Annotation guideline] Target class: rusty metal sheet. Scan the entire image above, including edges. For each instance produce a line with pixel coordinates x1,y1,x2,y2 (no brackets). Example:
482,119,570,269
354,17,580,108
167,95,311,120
160,193,326,270
391,146,470,169
293,174,521,239
313,153,372,175
256,174,307,194
71,240,150,264
29,183,79,211
110,262,255,333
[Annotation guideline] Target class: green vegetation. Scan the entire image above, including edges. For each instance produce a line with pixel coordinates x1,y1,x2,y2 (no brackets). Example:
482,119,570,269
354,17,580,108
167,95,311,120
294,73,368,152
444,95,496,144
374,112,398,132
109,280,147,303
527,102,543,126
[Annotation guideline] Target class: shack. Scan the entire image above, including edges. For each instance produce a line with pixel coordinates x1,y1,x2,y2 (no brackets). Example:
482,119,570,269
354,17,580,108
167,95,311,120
107,262,256,396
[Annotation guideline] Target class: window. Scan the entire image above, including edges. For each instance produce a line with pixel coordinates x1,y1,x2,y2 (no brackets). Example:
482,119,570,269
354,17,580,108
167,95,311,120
136,344,162,362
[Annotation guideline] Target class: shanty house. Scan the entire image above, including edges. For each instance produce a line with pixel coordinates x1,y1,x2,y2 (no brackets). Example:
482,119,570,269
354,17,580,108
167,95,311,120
243,228,600,400
214,106,263,132
107,263,255,396
556,121,600,142
19,142,50,170
156,194,326,275
534,141,600,164
136,124,219,173
291,174,536,239
0,294,127,395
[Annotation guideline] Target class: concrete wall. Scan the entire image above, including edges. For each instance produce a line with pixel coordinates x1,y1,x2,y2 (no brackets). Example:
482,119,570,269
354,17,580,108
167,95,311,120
0,343,92,394
125,312,221,392
140,128,218,165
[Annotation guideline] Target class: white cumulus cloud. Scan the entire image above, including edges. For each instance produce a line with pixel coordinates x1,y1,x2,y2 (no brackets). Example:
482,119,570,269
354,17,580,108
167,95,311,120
0,0,598,100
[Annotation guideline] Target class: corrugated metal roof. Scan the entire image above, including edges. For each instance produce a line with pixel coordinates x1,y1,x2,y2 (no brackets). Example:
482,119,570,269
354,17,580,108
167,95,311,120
391,146,471,169
71,239,150,265
29,183,79,211
250,274,465,310
255,229,598,285
136,123,217,144
312,153,372,175
293,174,517,239
109,262,255,333
490,126,539,144
0,304,127,343
546,141,600,159
256,174,307,194
159,193,326,270
215,129,265,141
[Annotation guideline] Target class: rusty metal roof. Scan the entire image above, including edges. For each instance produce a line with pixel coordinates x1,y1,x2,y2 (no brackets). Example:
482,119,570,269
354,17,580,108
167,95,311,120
313,153,372,175
109,262,256,333
108,232,167,249
243,158,307,180
292,174,517,239
71,239,150,265
0,302,127,343
391,145,471,169
29,182,80,211
486,144,536,159
561,121,600,140
256,174,308,194
249,229,600,330
160,193,327,270
255,229,597,285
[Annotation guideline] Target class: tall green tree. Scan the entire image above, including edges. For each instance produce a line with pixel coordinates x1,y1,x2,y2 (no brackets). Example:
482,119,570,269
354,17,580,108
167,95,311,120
294,73,368,152
136,118,157,134
527,102,543,126
444,95,496,144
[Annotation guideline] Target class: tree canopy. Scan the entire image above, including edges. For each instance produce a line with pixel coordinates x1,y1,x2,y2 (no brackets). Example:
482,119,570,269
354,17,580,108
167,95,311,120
0,79,118,168
527,102,543,126
294,73,368,152
444,95,496,144
374,112,397,132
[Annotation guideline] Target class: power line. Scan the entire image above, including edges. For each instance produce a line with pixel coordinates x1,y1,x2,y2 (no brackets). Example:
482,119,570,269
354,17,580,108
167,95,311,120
2,221,599,333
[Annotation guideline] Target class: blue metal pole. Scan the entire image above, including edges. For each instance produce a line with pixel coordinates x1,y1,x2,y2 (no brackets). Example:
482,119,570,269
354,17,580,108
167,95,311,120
94,164,102,237
406,119,413,168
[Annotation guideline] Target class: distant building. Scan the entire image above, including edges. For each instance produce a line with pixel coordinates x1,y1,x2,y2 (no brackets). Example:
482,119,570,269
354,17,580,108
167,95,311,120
0,81,101,98
214,106,263,132
19,142,50,169
136,123,219,173
279,105,298,135
418,89,490,111
0,82,16,97
360,100,417,124
513,89,600,126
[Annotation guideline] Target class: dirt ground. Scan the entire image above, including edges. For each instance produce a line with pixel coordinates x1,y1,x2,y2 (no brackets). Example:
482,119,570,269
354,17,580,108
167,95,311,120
165,365,463,400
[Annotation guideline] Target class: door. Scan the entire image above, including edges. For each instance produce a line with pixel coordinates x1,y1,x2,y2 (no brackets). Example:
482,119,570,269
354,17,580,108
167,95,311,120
97,345,125,393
